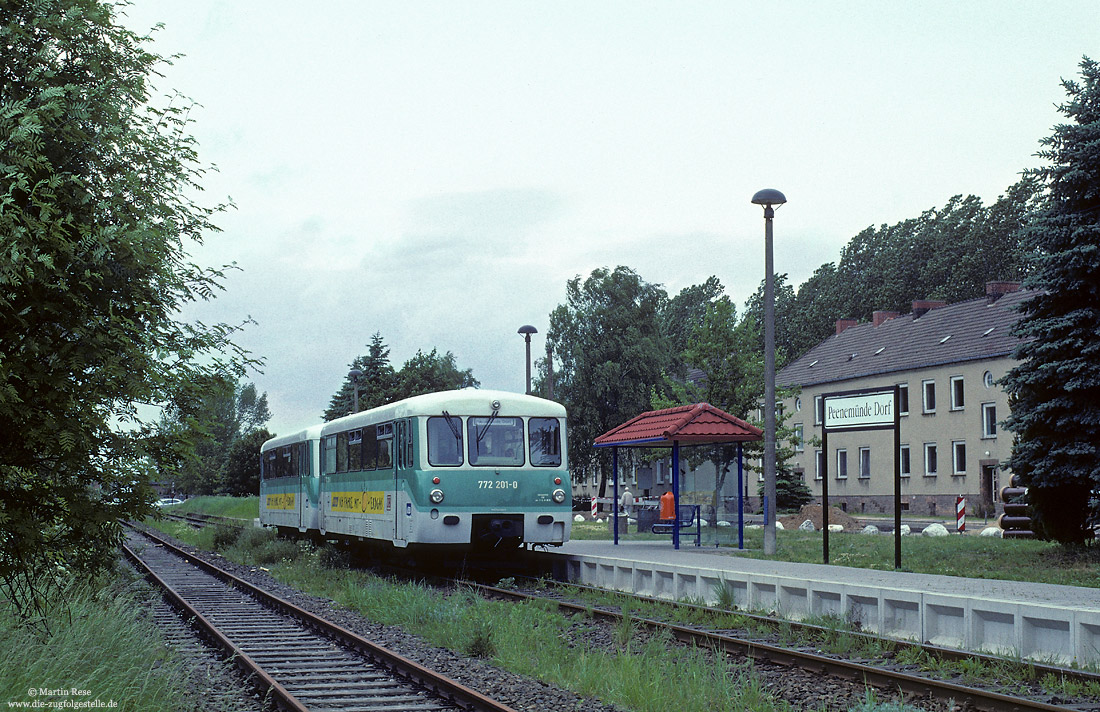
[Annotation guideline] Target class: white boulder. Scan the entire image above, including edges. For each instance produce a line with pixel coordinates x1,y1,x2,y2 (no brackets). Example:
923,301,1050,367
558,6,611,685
922,522,950,537
900,524,911,536
828,524,844,533
717,520,731,528
861,524,881,535
775,521,785,530
574,514,586,522
798,519,815,532
979,526,1003,538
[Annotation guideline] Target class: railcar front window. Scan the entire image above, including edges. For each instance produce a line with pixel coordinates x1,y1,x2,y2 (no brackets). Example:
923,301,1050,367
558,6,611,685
467,417,524,466
528,417,561,467
427,415,463,466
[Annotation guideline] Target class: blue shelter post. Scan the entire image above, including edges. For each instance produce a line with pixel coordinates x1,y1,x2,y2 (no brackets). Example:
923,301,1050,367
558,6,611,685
612,447,619,545
737,442,744,550
672,440,680,550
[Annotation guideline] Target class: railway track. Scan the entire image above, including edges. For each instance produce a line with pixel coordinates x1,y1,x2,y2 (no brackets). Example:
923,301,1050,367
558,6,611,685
123,526,517,712
147,514,1100,711
461,578,1099,712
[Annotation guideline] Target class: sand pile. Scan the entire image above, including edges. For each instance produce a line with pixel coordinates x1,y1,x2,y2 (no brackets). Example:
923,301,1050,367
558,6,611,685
779,504,860,531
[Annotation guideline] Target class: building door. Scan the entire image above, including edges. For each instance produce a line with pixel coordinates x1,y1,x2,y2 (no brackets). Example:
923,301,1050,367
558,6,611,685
981,464,999,513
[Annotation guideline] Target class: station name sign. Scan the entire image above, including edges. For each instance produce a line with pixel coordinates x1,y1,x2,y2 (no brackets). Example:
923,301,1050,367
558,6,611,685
823,390,895,430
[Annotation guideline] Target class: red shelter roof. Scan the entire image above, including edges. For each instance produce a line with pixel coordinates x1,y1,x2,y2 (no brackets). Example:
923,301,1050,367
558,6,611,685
592,403,763,448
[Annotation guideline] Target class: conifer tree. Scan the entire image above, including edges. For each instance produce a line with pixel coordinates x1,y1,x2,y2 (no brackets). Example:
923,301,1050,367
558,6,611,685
1002,57,1100,545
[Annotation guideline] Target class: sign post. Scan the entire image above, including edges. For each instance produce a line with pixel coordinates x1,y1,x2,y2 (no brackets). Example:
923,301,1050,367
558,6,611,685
821,386,902,568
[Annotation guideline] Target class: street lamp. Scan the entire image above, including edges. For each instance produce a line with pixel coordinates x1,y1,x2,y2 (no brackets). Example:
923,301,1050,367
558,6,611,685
517,325,537,395
348,368,363,413
751,188,787,556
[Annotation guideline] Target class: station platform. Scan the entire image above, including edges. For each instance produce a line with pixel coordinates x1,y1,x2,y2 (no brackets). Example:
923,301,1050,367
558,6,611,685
535,540,1100,666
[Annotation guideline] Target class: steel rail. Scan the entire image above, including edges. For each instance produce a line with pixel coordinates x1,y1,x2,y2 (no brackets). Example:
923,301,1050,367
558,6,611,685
125,526,517,712
512,573,1100,690
468,581,1084,712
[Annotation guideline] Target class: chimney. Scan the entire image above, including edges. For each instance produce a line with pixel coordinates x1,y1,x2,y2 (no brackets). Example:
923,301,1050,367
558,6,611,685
835,318,858,335
985,280,1021,302
911,300,947,318
873,310,900,327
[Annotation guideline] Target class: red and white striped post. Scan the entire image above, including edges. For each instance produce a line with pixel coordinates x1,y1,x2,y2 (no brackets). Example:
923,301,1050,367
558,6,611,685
956,495,966,533
591,496,597,519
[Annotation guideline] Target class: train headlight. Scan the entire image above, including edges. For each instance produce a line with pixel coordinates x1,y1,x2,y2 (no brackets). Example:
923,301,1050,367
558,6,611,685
552,489,566,504
429,489,445,504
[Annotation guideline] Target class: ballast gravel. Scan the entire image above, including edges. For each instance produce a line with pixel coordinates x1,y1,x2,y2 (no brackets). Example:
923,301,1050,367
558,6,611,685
132,529,956,712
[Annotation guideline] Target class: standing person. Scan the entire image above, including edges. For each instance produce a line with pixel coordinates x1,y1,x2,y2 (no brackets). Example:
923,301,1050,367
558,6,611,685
620,487,633,517
660,489,675,521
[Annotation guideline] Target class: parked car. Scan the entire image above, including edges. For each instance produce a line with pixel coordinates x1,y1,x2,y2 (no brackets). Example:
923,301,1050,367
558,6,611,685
154,498,183,507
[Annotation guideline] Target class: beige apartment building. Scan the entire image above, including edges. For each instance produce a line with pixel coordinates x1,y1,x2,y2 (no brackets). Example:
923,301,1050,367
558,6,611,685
778,282,1029,518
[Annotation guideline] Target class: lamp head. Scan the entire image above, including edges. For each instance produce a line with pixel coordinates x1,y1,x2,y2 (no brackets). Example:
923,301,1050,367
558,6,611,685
517,324,537,340
751,188,787,207
348,368,363,381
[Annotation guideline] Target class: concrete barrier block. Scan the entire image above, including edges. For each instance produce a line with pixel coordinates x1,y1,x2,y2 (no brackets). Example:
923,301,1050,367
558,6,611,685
882,590,922,641
751,580,778,612
845,590,881,633
778,580,811,619
925,596,966,648
1022,611,1072,664
970,602,1018,657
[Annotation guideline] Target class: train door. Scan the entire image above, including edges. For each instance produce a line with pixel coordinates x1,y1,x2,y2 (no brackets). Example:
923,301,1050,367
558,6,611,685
393,419,410,544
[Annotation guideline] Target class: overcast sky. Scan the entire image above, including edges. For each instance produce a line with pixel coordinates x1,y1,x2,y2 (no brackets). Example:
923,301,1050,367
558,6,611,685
120,1,1099,436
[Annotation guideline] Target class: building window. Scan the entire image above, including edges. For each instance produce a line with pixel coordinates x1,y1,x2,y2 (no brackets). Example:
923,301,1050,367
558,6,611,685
793,423,804,452
922,379,936,414
924,443,938,476
859,447,871,479
950,376,965,410
900,444,911,477
795,397,802,411
953,441,966,474
814,395,823,425
982,403,997,438
898,383,909,416
815,450,824,480
983,370,995,388
836,449,848,480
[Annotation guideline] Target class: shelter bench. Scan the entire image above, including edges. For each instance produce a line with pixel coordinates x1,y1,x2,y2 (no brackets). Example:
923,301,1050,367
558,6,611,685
651,505,701,546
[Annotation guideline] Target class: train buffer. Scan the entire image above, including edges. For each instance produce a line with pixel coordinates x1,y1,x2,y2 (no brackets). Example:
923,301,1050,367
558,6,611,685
651,505,701,546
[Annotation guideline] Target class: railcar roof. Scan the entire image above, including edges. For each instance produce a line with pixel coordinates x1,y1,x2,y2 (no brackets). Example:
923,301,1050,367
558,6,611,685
263,390,565,451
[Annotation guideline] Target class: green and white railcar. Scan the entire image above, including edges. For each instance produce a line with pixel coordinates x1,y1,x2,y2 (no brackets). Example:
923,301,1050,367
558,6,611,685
259,389,571,549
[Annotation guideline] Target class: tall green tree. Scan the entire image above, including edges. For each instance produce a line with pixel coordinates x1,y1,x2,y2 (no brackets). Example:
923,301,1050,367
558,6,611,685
0,0,253,631
392,348,479,401
223,428,274,497
164,377,271,495
548,266,670,489
324,332,398,420
1002,57,1100,545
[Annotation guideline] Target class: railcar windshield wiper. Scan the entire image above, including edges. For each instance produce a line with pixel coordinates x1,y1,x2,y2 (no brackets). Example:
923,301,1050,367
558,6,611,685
441,410,461,442
475,409,498,449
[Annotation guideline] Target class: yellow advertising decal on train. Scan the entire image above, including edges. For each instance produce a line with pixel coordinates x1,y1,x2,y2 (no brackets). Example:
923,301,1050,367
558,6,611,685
266,493,295,510
331,491,385,514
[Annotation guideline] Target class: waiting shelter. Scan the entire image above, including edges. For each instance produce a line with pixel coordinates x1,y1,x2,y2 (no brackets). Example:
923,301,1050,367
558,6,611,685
593,403,763,550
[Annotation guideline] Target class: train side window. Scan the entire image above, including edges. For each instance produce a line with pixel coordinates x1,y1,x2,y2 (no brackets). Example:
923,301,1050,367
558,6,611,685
528,417,561,467
280,446,292,478
363,429,378,470
299,442,310,477
336,431,348,473
377,437,392,469
323,435,336,474
427,416,463,466
348,429,362,471
262,451,277,480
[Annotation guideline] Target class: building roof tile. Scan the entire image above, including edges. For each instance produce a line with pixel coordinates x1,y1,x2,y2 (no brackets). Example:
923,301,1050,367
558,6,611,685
593,403,763,448
778,289,1034,388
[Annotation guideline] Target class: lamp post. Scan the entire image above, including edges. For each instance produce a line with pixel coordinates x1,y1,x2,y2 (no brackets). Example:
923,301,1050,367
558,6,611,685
348,368,363,413
517,325,537,395
751,188,787,556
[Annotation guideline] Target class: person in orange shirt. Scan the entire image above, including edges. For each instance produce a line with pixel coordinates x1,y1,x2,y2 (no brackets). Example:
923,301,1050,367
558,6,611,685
659,490,675,521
